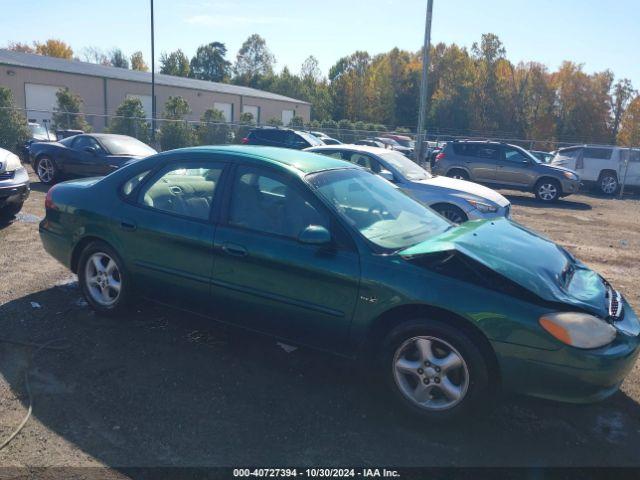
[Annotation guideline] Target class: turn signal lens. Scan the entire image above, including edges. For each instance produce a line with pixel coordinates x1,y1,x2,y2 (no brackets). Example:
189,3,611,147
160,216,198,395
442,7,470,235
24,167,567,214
539,312,616,349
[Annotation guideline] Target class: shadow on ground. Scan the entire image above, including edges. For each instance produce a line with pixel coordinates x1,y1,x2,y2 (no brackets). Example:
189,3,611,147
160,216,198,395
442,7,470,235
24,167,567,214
1,281,640,468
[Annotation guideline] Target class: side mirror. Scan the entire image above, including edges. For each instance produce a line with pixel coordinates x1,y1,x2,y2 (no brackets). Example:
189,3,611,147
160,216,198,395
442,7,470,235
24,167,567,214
84,146,98,155
298,225,331,246
379,170,395,182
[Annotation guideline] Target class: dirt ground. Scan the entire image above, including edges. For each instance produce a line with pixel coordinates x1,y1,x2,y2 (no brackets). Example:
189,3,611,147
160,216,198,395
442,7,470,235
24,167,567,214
0,168,639,473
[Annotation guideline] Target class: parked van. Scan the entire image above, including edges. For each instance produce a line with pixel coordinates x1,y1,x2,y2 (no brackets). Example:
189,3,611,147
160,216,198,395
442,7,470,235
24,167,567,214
551,145,640,195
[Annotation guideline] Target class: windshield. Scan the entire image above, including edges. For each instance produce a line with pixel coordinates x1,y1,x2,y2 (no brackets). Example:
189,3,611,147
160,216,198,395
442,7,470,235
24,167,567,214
298,131,324,146
520,147,542,164
308,169,449,251
395,138,415,148
100,136,157,156
379,151,430,181
29,124,50,139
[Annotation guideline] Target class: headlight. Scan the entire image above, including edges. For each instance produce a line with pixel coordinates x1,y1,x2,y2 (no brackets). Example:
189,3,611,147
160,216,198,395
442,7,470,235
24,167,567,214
3,153,22,172
539,312,616,349
562,171,578,181
465,199,498,214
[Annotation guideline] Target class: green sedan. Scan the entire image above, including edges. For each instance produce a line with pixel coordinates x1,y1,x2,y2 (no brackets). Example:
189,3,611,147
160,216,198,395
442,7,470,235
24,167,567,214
39,146,639,420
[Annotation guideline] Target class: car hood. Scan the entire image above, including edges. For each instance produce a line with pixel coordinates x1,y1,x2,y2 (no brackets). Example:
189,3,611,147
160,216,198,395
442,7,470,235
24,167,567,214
539,163,578,176
414,176,510,207
399,218,607,315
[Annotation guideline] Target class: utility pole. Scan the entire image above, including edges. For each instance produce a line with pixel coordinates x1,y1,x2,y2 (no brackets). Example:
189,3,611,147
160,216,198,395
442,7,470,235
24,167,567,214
415,0,434,166
150,0,156,144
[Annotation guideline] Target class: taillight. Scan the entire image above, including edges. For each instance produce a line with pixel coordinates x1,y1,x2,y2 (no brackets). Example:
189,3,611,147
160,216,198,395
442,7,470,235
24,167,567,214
435,152,446,161
45,186,57,210
241,137,249,144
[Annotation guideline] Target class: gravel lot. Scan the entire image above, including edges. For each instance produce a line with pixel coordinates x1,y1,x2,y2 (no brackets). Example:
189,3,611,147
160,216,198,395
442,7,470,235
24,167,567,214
0,168,639,471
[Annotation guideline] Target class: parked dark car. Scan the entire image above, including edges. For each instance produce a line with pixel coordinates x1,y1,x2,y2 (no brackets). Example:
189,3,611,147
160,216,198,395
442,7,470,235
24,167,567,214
242,127,324,150
39,145,640,420
20,122,54,163
432,141,580,202
0,147,30,220
29,133,157,185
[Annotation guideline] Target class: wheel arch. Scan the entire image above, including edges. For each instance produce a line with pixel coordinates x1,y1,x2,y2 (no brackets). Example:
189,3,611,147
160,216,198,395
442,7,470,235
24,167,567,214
598,169,618,180
70,235,113,273
446,166,471,178
429,202,469,222
362,303,500,386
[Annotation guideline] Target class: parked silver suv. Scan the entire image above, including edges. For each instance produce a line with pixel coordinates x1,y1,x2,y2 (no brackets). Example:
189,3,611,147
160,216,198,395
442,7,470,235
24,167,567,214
432,141,580,202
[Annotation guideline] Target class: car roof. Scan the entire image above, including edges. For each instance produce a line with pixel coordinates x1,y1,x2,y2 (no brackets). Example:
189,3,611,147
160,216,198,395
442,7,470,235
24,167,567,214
307,144,391,156
163,145,355,175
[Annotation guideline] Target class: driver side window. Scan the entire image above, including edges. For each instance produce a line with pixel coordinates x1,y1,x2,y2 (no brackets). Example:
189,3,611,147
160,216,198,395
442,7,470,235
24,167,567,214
73,136,103,154
138,163,222,221
228,166,328,239
503,148,529,163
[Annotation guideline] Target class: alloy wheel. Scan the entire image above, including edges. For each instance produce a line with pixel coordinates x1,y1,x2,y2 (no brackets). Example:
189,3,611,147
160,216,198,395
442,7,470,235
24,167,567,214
37,158,55,183
600,176,618,195
85,252,122,306
451,174,466,180
537,183,558,201
392,336,469,411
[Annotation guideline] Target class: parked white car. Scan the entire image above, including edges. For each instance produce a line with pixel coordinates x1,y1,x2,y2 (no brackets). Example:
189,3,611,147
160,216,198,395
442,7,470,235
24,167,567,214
551,145,640,195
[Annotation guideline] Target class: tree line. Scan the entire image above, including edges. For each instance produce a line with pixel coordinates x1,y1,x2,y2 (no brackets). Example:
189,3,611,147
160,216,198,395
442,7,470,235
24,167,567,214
5,34,640,147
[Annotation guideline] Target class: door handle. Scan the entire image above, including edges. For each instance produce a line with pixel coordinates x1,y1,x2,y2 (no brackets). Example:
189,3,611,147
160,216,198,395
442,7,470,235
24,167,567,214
221,243,248,257
120,220,137,232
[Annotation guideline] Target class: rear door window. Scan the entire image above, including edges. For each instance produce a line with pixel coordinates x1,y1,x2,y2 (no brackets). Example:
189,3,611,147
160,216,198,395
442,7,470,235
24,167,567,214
583,148,613,160
138,163,223,221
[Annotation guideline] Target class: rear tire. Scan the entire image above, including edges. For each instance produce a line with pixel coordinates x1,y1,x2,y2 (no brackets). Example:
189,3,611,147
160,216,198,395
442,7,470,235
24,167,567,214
534,178,561,202
78,241,132,316
447,169,469,181
35,156,58,185
380,319,491,422
598,172,618,196
431,203,468,224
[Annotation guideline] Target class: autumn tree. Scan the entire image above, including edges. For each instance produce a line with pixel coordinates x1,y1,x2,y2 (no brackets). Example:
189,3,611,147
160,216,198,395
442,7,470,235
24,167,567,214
52,88,91,132
160,50,190,77
618,96,640,146
609,79,636,143
190,42,231,82
7,42,34,53
130,51,149,71
234,34,275,87
34,39,73,59
82,46,109,65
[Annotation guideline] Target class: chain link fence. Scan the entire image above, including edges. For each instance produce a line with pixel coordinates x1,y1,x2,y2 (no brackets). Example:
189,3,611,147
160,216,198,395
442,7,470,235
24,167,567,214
6,107,639,197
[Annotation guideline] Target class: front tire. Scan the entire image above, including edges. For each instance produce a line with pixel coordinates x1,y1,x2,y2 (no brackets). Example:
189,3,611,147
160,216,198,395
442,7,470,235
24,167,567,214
534,178,560,202
35,156,58,184
381,319,491,421
78,241,132,316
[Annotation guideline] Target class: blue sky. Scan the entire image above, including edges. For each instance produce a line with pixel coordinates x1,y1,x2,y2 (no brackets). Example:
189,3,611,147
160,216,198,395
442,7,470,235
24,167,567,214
3,0,639,86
